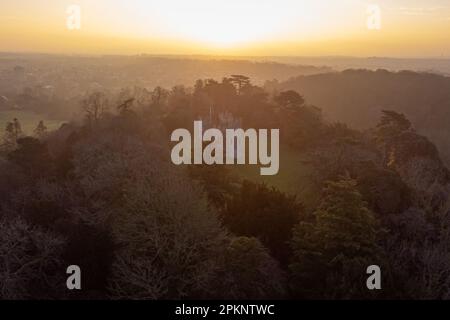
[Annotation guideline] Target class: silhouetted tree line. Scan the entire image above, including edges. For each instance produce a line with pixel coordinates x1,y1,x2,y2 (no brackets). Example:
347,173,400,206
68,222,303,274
0,76,449,299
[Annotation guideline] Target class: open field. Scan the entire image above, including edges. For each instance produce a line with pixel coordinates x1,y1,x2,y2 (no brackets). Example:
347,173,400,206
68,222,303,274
230,145,319,208
0,110,65,136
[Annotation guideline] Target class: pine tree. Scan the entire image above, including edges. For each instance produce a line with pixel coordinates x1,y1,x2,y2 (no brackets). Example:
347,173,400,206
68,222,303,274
1,121,17,152
13,118,22,138
290,177,384,299
376,110,412,166
34,120,48,139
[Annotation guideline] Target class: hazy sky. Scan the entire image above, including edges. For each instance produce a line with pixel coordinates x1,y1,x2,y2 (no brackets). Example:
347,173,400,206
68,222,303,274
1,0,450,57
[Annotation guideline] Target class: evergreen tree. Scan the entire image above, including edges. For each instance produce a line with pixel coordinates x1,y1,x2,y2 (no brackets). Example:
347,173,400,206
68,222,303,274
13,118,22,138
34,120,48,139
376,110,412,142
274,90,305,108
222,180,303,265
376,110,412,165
290,177,384,299
228,75,250,95
1,122,17,152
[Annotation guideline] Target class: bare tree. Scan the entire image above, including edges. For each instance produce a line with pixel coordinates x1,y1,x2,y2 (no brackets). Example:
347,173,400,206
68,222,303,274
82,92,109,126
0,218,65,299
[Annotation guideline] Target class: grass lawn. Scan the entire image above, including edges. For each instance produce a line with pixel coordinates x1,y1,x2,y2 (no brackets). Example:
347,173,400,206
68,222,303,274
230,145,320,208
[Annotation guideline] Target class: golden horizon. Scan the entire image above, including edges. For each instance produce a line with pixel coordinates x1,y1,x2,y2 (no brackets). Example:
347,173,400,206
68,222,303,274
1,0,450,57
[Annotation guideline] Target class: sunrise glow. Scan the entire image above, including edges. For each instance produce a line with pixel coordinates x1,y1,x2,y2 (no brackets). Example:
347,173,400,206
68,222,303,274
1,0,450,56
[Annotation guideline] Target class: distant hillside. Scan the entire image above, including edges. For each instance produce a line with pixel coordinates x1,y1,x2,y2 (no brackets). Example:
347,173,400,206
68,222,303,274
259,57,450,76
277,69,450,163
